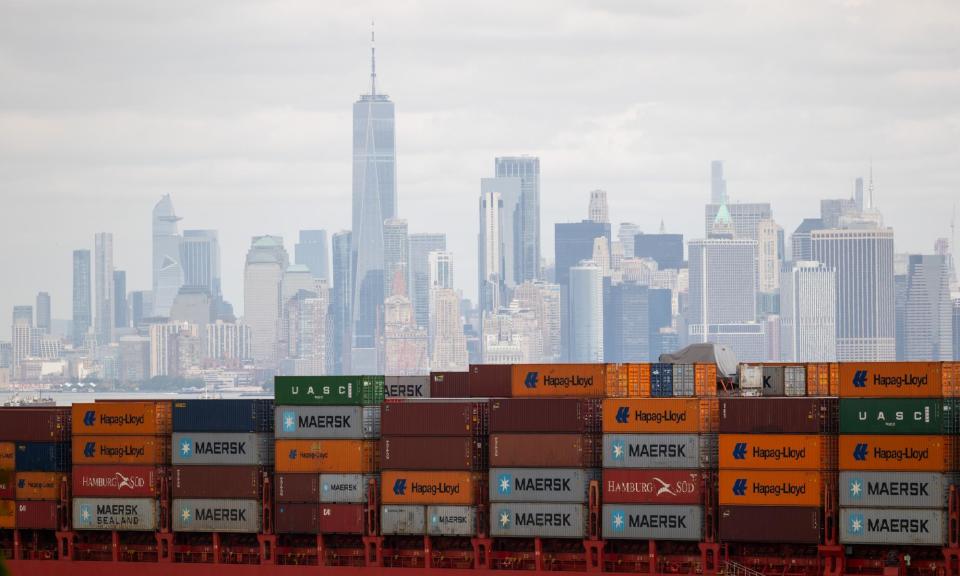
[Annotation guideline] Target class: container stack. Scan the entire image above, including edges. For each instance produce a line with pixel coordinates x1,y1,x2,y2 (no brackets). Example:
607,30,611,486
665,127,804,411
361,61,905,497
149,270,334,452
838,362,956,547
739,364,808,397
71,401,169,532
488,397,598,540
380,399,488,538
718,397,837,544
601,397,715,541
171,399,273,534
273,376,382,536
0,408,71,531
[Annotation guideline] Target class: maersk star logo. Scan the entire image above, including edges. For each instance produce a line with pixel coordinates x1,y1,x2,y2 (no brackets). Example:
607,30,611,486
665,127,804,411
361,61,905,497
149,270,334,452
497,474,512,495
499,510,511,529
848,513,864,534
181,507,192,525
611,440,625,461
179,437,193,458
848,478,863,499
322,483,330,493
611,510,625,532
79,504,92,525
283,411,297,432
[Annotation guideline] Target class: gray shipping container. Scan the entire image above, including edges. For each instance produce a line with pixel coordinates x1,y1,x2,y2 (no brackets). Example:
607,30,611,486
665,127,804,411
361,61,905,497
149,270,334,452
839,472,951,508
320,473,375,503
172,499,261,533
785,366,806,396
761,366,785,396
172,433,273,466
738,366,762,390
381,505,426,535
672,364,695,397
603,434,714,469
385,376,431,398
275,406,380,439
602,505,703,541
427,505,477,536
489,468,598,503
490,503,586,538
72,498,157,531
840,508,946,546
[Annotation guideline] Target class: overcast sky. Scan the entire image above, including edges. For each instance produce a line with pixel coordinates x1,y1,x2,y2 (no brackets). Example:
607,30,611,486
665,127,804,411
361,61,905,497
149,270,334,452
1,0,959,339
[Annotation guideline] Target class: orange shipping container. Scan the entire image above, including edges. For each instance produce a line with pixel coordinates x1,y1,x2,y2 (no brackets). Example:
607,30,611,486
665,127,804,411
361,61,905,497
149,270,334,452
838,362,952,398
15,472,64,500
72,435,170,465
511,364,606,397
0,442,13,471
0,500,14,529
275,439,376,473
839,435,954,472
380,470,480,505
694,364,717,397
718,435,826,470
719,470,822,506
602,398,715,433
72,401,172,435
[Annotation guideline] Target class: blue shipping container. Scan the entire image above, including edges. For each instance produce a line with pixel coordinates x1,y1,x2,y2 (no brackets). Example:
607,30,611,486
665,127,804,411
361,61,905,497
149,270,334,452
650,363,673,397
172,399,274,433
16,442,70,471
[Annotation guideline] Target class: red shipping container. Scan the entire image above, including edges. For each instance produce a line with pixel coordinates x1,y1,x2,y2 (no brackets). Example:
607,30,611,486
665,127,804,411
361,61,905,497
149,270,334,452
276,503,365,534
719,398,837,434
0,408,71,442
489,398,601,433
380,437,486,470
16,500,59,530
173,466,263,499
72,465,160,498
719,506,821,544
381,401,487,437
319,503,365,534
430,372,470,398
602,470,704,505
490,434,601,468
469,364,513,397
276,473,320,503
276,502,317,533
0,470,13,499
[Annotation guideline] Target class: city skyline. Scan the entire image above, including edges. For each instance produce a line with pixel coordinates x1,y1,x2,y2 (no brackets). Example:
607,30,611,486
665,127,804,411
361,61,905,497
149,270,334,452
2,2,958,337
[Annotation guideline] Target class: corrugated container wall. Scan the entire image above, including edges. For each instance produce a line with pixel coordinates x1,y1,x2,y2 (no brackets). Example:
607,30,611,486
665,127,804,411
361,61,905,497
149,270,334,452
173,466,263,499
385,376,431,398
840,508,946,545
172,499,261,533
489,468,598,503
839,398,955,435
275,406,380,439
603,434,715,469
719,506,821,544
275,375,385,406
72,402,171,435
381,436,486,471
16,500,60,530
382,505,426,535
428,505,477,536
602,470,703,505
719,398,837,434
510,364,606,398
469,364,513,397
72,436,168,465
489,398,601,434
15,442,69,471
491,434,601,468
72,498,157,531
72,465,160,498
490,503,587,538
839,471,951,508
171,433,273,466
602,504,702,540
429,372,470,398
172,399,274,433
381,401,487,437
380,471,481,505
0,408,71,442
274,440,376,473
838,362,953,398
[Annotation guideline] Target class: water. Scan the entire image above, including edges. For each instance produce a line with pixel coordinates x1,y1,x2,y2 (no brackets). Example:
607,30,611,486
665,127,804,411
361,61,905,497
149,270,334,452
1,390,271,406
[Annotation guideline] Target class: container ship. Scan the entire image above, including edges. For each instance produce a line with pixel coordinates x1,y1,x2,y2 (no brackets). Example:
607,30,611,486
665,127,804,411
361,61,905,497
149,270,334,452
2,361,959,576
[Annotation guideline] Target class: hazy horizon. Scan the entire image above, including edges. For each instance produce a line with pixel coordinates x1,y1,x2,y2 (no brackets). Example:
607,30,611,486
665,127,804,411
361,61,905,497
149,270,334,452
2,0,958,338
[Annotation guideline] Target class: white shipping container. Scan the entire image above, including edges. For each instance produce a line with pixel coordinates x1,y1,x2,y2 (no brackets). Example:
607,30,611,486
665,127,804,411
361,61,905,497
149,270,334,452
427,505,476,536
381,505,426,535
72,498,156,531
173,499,261,533
602,505,703,540
490,503,586,538
738,366,762,390
840,508,946,546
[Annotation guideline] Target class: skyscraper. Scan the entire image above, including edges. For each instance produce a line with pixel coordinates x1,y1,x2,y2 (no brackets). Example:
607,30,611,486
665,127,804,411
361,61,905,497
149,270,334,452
588,190,609,224
351,30,396,373
904,255,953,360
152,195,184,317
618,223,641,258
94,232,114,344
243,235,289,366
431,287,468,371
811,228,895,361
72,249,92,346
633,233,684,270
113,270,127,329
780,261,836,362
294,230,329,281
481,176,522,290
182,230,221,297
495,156,540,283
604,282,649,363
383,219,409,297
409,233,446,329
757,219,782,294
555,219,611,360
710,160,727,205
479,191,503,314
790,218,824,262
35,292,50,335
11,305,34,379
704,203,772,240
568,264,604,362
331,231,352,374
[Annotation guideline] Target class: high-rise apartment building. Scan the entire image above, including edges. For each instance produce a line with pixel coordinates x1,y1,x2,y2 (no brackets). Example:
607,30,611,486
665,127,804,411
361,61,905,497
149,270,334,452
331,231,352,374
294,229,329,281
383,219,409,297
811,228,895,361
409,233,446,329
113,270,127,329
72,249,92,346
757,219,782,294
495,156,540,283
94,232,114,344
182,230,221,297
243,235,289,366
351,35,395,373
780,261,836,362
35,292,50,335
568,264,604,362
710,160,727,205
904,255,953,360
588,190,609,223
152,195,184,317
206,321,252,363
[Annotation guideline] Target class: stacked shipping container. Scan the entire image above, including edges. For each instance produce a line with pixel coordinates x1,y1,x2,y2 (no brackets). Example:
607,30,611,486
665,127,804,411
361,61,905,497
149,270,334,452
274,376,383,535
718,397,836,544
380,399,488,537
71,401,169,531
171,399,273,533
0,407,71,530
838,362,956,546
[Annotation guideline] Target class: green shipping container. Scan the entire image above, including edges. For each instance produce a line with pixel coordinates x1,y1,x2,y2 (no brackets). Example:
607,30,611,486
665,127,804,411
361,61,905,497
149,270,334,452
839,398,955,435
275,376,385,406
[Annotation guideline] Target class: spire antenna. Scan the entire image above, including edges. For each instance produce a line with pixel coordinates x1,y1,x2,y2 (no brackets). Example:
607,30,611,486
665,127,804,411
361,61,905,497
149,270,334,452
370,20,377,96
